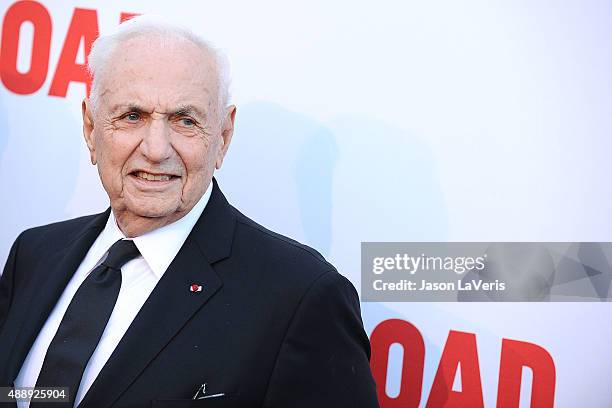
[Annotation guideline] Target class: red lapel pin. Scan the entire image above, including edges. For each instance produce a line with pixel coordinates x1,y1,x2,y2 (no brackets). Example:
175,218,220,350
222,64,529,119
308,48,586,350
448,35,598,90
190,284,203,293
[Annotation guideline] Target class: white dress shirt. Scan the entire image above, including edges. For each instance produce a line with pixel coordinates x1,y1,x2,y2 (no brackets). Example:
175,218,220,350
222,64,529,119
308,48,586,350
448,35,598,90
15,183,212,407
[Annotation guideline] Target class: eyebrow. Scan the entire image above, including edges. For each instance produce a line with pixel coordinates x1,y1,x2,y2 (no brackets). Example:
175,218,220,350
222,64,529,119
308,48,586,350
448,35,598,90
109,103,207,120
109,103,149,116
169,105,207,120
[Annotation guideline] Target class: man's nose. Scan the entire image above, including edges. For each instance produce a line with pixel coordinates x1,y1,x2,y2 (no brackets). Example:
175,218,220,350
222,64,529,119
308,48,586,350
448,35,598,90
140,117,173,163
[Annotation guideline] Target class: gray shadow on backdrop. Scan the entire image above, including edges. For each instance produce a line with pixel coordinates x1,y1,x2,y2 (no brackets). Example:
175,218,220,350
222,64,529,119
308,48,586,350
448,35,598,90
220,102,448,263
219,101,338,256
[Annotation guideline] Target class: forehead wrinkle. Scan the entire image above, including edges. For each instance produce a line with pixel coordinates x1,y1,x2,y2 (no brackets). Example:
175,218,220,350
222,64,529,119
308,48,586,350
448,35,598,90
100,43,218,118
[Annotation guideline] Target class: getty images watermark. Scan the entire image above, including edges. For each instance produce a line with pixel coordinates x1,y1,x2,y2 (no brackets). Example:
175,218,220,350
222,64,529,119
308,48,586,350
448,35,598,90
361,242,612,301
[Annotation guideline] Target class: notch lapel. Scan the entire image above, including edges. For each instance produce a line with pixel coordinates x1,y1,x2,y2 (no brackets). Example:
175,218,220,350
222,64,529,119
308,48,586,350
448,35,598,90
4,210,110,384
79,179,236,408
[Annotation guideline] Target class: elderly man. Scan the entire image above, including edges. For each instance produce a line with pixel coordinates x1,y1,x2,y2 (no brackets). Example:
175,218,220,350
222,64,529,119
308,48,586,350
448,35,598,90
0,16,378,408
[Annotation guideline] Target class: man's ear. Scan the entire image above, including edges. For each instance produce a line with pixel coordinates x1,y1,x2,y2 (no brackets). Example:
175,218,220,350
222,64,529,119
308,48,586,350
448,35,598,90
215,105,236,170
82,99,97,165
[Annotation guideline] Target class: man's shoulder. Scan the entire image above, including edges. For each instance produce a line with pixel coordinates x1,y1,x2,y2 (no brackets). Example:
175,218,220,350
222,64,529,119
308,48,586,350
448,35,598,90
229,206,337,277
223,206,359,314
17,211,107,250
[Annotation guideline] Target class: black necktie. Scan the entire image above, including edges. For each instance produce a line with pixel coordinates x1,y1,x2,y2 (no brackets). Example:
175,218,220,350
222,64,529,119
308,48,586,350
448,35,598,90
33,239,140,407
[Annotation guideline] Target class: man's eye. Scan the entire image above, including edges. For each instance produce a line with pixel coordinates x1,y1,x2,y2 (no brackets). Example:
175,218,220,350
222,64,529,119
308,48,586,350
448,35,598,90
125,112,141,121
179,117,196,127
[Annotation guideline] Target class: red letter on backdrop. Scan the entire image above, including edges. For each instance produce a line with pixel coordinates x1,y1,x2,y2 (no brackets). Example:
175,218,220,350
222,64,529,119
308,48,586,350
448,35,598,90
370,319,425,408
0,0,52,95
48,8,98,97
119,12,139,23
426,330,484,408
497,338,556,408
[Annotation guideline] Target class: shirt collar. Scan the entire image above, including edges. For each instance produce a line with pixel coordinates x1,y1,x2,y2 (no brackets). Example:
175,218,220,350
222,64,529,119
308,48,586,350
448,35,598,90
95,181,213,278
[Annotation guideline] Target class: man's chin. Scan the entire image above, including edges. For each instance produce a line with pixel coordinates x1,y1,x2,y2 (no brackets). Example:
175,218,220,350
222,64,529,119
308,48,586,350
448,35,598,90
131,208,179,219
123,199,182,220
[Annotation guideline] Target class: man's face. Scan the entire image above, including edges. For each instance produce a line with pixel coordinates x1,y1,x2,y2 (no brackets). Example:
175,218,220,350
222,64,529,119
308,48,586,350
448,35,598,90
82,36,235,236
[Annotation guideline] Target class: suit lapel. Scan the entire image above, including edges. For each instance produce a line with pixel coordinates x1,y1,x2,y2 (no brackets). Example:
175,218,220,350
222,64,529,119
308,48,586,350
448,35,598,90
79,179,236,408
5,210,110,383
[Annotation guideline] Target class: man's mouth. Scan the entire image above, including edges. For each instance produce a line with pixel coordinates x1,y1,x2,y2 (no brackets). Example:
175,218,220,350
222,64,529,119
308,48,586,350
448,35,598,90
131,171,178,182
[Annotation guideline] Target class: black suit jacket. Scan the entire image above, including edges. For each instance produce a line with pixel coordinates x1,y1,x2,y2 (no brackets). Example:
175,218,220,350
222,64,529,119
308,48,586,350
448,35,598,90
0,179,379,407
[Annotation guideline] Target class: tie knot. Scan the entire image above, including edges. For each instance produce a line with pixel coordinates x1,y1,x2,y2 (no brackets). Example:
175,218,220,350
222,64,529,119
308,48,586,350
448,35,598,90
103,239,141,270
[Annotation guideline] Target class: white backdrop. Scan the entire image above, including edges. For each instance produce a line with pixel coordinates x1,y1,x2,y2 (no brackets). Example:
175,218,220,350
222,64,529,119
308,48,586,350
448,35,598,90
1,1,612,406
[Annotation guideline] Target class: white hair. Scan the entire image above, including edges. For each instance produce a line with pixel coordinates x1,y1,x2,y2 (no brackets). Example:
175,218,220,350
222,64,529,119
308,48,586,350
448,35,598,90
87,15,231,119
